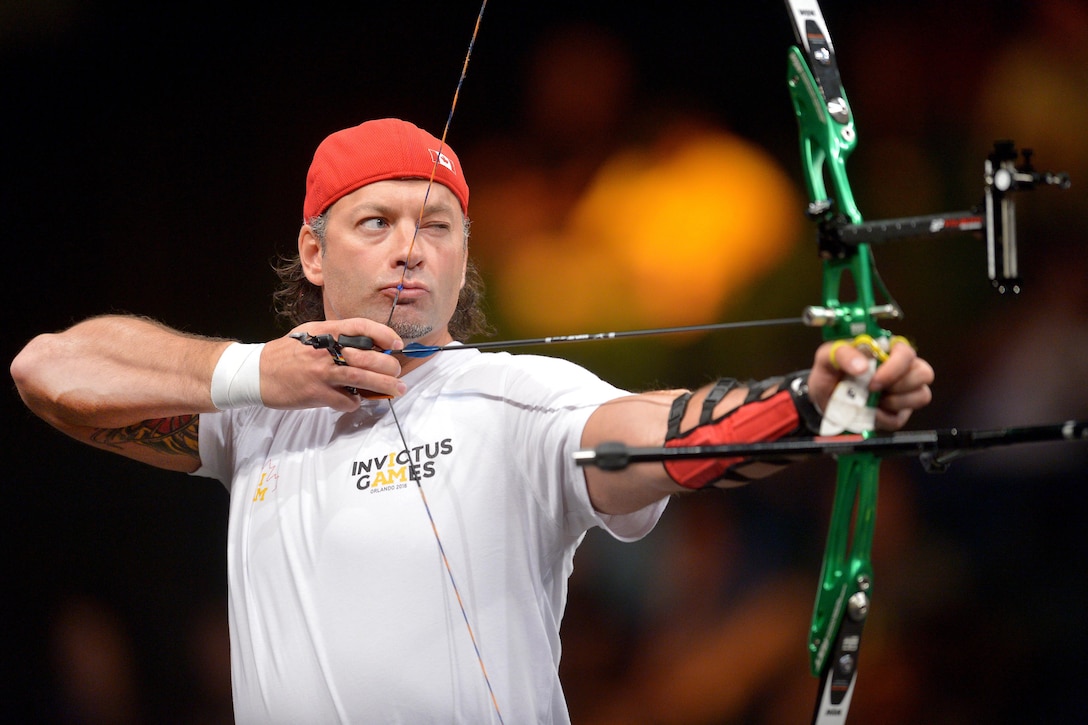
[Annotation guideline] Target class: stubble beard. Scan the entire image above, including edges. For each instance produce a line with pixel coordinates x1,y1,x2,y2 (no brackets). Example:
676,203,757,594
375,297,433,342
390,321,433,342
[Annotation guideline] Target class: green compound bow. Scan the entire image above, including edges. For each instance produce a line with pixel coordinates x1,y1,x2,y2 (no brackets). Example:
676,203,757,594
781,3,1069,719
576,2,1077,724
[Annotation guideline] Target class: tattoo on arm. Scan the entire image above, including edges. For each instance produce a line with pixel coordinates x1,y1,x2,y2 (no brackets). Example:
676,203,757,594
90,414,201,458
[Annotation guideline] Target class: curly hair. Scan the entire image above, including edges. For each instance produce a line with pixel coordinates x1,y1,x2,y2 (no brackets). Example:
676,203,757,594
271,212,491,342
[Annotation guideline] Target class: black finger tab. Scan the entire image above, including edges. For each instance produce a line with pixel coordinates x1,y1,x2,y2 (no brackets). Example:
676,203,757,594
337,335,377,351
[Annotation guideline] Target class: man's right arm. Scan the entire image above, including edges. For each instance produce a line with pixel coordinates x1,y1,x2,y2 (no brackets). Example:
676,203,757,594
11,316,231,472
10,314,407,473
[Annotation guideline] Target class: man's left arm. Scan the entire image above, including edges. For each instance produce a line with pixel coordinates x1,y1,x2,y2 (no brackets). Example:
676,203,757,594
581,341,934,515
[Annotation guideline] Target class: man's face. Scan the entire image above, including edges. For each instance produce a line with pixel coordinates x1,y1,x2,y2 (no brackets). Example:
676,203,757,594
299,179,468,346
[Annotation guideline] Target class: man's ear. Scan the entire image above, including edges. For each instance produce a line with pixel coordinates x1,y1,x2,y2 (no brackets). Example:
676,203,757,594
299,225,324,286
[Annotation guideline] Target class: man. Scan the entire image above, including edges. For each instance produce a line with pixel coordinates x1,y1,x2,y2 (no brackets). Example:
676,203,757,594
11,118,933,723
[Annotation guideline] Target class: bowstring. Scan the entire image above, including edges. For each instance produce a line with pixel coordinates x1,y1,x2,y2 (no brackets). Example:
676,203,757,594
385,1,488,326
383,2,503,722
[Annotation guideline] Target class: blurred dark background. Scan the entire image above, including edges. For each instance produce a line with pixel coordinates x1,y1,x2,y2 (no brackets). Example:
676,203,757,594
4,1,1086,723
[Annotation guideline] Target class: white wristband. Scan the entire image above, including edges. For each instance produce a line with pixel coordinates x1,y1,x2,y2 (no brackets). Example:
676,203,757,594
210,342,266,410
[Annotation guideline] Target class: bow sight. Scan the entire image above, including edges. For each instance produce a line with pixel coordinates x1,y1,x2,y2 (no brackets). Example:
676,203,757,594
806,140,1070,298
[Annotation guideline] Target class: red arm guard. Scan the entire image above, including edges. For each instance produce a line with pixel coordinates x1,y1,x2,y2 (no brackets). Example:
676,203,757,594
663,373,820,490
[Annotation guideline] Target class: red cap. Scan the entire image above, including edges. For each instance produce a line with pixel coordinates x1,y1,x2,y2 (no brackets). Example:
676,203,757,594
302,118,469,220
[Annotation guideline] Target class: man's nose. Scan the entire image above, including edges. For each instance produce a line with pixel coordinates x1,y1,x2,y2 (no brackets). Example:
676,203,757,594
393,222,423,270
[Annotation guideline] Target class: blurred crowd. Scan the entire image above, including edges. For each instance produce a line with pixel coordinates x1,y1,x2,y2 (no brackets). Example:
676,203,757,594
11,1,1087,723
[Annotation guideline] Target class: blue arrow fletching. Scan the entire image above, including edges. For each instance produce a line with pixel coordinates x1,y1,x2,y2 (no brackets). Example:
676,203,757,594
400,342,442,359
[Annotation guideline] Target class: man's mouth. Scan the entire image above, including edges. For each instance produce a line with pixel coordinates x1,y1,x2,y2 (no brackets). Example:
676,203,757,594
382,284,427,302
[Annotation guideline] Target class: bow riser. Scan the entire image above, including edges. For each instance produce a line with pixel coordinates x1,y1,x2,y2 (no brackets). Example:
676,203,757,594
784,4,887,721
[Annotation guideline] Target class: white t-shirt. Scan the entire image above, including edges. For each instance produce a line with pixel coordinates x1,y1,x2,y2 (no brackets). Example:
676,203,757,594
194,346,668,724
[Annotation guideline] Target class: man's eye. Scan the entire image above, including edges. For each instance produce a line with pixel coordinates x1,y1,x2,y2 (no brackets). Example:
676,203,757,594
360,217,388,230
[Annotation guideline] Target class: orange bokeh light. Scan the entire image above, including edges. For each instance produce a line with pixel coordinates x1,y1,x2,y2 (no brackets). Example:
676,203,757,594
495,131,803,334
